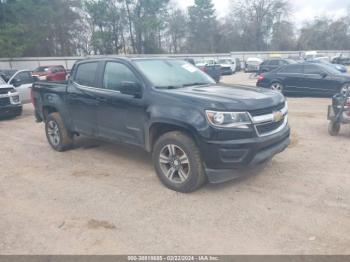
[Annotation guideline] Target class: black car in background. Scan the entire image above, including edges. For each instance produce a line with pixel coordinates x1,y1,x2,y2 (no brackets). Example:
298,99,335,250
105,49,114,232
332,57,350,66
259,59,296,73
257,63,350,96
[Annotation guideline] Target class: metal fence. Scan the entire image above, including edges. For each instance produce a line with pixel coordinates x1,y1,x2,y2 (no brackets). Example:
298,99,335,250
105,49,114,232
1,50,350,70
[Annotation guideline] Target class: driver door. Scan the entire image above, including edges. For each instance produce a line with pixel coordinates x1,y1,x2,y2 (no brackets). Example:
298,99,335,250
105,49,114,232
10,71,35,103
96,61,146,146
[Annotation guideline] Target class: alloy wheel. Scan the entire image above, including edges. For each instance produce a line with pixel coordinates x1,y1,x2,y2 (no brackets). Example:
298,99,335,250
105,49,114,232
47,120,60,146
159,144,190,183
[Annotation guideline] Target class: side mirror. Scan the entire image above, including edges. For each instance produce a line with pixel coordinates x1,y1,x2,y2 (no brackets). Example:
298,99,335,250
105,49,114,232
320,72,327,78
11,78,21,87
119,81,142,98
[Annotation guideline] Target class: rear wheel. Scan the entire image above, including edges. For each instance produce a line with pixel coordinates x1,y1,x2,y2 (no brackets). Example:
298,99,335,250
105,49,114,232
45,112,73,151
328,121,340,136
270,82,284,92
153,131,206,193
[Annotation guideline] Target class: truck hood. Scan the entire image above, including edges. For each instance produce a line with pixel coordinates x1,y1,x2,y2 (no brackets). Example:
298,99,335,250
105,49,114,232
163,84,285,111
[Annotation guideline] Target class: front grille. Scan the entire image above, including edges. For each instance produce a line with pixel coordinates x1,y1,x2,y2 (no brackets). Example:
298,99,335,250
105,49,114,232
249,102,285,116
0,97,10,106
256,118,285,135
0,88,12,95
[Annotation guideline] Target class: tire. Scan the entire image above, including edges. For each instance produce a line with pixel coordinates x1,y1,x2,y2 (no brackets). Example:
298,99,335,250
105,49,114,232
270,82,284,93
45,112,73,152
328,121,340,136
152,131,206,193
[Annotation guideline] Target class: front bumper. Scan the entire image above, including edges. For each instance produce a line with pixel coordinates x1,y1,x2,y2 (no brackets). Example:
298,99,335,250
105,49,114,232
0,104,23,118
199,125,290,183
0,92,23,118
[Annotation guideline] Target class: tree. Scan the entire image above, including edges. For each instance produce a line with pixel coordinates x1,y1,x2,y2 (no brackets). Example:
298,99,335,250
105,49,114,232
84,0,125,55
297,17,350,50
165,8,187,53
270,21,296,51
0,0,82,57
230,0,290,51
187,0,217,53
122,0,169,54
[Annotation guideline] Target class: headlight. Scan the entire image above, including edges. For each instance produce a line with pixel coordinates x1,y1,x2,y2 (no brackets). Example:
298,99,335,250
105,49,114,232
206,111,252,128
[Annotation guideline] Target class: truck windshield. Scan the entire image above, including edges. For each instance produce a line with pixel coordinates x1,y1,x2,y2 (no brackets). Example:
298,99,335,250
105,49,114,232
134,59,215,89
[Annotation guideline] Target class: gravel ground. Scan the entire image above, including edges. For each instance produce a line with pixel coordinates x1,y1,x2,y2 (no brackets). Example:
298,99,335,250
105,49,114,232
1,72,350,254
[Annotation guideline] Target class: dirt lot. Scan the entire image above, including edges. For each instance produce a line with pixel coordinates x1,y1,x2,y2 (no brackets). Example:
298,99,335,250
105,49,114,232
1,72,350,254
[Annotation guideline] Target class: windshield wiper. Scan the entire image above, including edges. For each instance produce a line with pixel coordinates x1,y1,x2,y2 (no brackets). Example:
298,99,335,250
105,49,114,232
182,82,209,87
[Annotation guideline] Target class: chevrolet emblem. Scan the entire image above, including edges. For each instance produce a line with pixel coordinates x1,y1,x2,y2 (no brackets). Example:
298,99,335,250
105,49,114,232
273,111,284,122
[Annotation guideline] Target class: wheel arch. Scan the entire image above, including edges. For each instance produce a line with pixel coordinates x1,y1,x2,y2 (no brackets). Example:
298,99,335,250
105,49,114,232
146,121,200,153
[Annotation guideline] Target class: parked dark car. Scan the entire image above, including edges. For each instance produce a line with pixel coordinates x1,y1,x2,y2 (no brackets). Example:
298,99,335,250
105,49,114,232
259,59,296,73
32,57,290,192
0,77,22,118
306,58,348,73
32,65,67,81
195,60,222,82
257,63,350,96
332,56,350,66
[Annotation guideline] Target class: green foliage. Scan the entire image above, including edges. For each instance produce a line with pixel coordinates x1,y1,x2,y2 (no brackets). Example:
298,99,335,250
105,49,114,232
297,17,350,50
0,0,82,57
0,0,349,57
187,0,217,53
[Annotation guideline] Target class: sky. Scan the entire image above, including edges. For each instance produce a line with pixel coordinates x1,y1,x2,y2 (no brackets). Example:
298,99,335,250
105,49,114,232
174,0,349,26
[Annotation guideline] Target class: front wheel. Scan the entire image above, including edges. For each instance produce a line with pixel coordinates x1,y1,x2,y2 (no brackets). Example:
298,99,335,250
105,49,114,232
153,131,206,193
45,112,73,152
328,121,340,136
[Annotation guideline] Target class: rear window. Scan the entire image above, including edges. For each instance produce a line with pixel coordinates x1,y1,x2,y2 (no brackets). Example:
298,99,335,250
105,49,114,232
269,60,280,66
33,67,50,73
279,64,303,73
74,62,98,87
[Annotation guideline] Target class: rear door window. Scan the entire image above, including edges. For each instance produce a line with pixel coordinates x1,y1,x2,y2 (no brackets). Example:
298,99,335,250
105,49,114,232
279,64,303,74
269,60,280,66
304,65,324,75
74,62,98,87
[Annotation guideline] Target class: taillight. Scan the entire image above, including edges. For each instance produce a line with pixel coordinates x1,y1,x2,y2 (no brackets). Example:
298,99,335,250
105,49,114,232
257,75,264,81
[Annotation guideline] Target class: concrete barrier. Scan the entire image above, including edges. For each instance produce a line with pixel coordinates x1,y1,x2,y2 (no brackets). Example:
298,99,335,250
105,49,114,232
0,50,349,70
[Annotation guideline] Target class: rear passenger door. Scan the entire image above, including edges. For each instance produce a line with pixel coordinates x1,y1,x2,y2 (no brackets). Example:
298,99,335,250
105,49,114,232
277,64,303,92
96,60,146,146
67,61,102,136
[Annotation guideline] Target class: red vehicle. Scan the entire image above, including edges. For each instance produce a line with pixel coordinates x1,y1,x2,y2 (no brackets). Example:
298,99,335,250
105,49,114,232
32,65,67,81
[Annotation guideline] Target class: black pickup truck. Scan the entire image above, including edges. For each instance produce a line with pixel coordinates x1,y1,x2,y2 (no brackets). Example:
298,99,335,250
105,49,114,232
32,58,290,192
